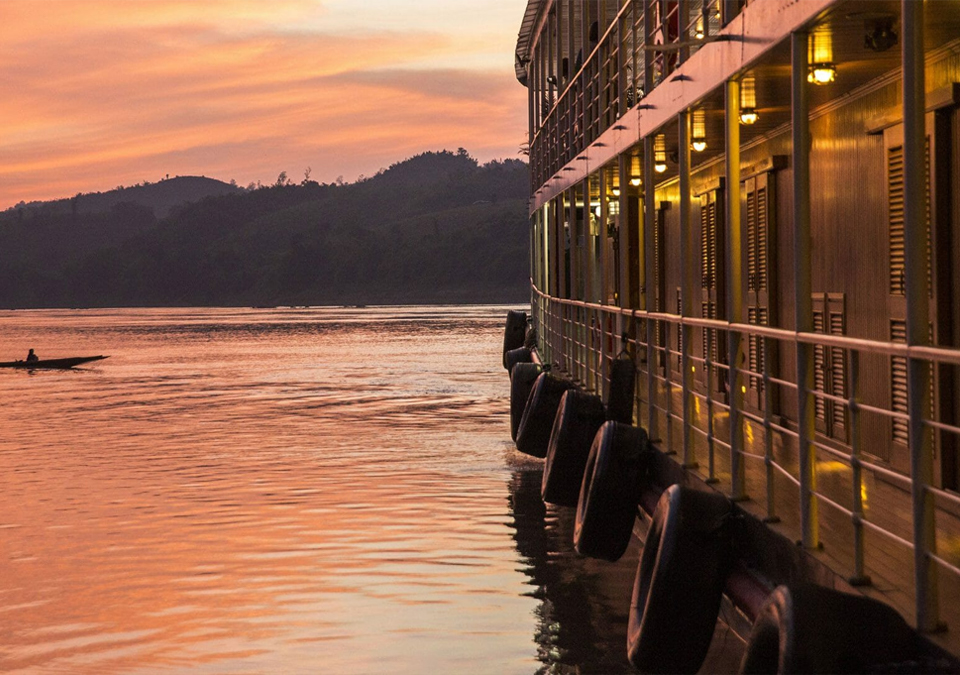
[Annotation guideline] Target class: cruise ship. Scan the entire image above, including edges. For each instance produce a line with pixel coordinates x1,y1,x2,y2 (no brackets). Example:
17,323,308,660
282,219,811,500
507,0,960,671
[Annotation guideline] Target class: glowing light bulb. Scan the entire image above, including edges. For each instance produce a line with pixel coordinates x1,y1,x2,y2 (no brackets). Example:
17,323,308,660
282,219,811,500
692,140,707,152
808,64,836,85
630,177,641,187
739,108,758,125
655,162,667,173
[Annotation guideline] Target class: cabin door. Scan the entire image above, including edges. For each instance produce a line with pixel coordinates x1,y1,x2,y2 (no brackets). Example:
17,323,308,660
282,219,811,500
882,114,953,480
699,187,726,394
743,173,778,413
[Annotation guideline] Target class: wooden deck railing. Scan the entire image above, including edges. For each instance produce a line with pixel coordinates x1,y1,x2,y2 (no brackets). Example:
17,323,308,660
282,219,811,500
531,283,960,636
529,0,727,188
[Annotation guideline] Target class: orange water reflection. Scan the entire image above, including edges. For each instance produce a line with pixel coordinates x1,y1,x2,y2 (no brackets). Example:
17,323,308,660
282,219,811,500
0,306,635,674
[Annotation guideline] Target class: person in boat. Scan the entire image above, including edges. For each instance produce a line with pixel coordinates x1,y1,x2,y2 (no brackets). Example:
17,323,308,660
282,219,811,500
26,349,38,362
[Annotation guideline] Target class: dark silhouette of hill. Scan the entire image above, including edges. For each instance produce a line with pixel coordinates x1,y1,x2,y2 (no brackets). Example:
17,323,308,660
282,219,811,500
6,176,243,219
0,151,530,308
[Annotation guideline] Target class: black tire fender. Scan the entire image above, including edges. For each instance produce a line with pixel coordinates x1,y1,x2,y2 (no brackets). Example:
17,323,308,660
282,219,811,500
505,346,533,377
542,390,606,507
510,362,542,441
627,484,732,674
573,421,648,561
502,310,528,369
515,373,575,457
605,354,636,424
739,583,920,674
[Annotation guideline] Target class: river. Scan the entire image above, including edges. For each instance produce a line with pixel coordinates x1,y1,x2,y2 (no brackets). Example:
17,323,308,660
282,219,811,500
0,306,638,674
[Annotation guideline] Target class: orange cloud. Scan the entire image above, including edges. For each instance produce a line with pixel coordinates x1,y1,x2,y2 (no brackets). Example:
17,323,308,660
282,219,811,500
0,1,527,207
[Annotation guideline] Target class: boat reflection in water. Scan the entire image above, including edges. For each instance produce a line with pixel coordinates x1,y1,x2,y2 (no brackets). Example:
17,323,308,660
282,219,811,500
507,460,746,674
508,461,636,674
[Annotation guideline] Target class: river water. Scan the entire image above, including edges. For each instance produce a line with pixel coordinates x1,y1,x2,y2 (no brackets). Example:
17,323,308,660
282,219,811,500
0,306,639,674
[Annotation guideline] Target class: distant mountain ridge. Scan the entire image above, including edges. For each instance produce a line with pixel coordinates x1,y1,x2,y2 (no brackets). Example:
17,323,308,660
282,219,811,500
6,176,244,219
0,151,530,308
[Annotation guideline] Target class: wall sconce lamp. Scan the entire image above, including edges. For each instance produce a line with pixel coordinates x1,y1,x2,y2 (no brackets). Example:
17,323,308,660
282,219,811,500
739,77,758,125
654,134,667,173
692,109,707,152
807,63,837,85
630,177,642,187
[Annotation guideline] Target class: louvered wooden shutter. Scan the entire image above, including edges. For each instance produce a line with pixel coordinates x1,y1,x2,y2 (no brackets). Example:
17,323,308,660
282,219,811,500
700,196,710,287
890,320,908,449
701,301,718,366
654,207,662,298
888,139,932,296
756,185,768,290
888,145,904,294
813,310,827,427
829,309,847,438
746,188,757,292
676,290,683,369
889,320,935,451
707,200,717,290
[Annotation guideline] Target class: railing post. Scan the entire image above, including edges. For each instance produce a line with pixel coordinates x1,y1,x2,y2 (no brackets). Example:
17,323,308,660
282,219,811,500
763,335,778,521
849,350,870,585
792,31,819,550
903,0,939,633
726,77,745,500
706,327,718,483
644,134,659,441
678,0,690,65
664,320,674,456
679,110,696,468
643,1,654,102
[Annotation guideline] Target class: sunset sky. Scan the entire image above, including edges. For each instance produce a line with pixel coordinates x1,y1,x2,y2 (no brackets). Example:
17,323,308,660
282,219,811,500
1,0,529,208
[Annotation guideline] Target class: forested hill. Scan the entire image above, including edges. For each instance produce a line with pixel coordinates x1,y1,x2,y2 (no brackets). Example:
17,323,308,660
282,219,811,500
0,151,531,308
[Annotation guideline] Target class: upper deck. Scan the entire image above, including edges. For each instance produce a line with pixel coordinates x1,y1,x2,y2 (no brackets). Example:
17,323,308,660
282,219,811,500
517,0,960,209
515,0,960,665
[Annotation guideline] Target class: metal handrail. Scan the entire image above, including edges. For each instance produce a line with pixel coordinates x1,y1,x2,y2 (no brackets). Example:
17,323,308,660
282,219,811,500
528,0,741,187
530,282,960,632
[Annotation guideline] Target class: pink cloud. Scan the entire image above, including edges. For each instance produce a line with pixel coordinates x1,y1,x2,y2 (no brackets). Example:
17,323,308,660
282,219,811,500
0,1,528,207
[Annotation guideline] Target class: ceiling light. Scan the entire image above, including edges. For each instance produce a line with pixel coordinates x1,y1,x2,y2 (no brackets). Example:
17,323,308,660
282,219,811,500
808,64,837,85
654,134,667,173
692,109,707,152
739,108,758,125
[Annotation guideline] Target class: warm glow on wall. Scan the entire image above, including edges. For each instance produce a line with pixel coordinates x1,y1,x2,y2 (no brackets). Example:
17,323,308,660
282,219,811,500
810,28,834,64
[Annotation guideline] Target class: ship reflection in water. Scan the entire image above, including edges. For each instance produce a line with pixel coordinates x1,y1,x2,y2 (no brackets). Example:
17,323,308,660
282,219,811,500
0,306,653,674
507,465,637,674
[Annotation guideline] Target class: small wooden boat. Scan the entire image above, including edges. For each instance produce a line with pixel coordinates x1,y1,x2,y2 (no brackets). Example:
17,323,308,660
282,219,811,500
0,355,109,369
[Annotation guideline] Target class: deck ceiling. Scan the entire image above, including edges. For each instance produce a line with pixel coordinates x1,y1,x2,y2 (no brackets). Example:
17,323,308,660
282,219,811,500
655,0,960,178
